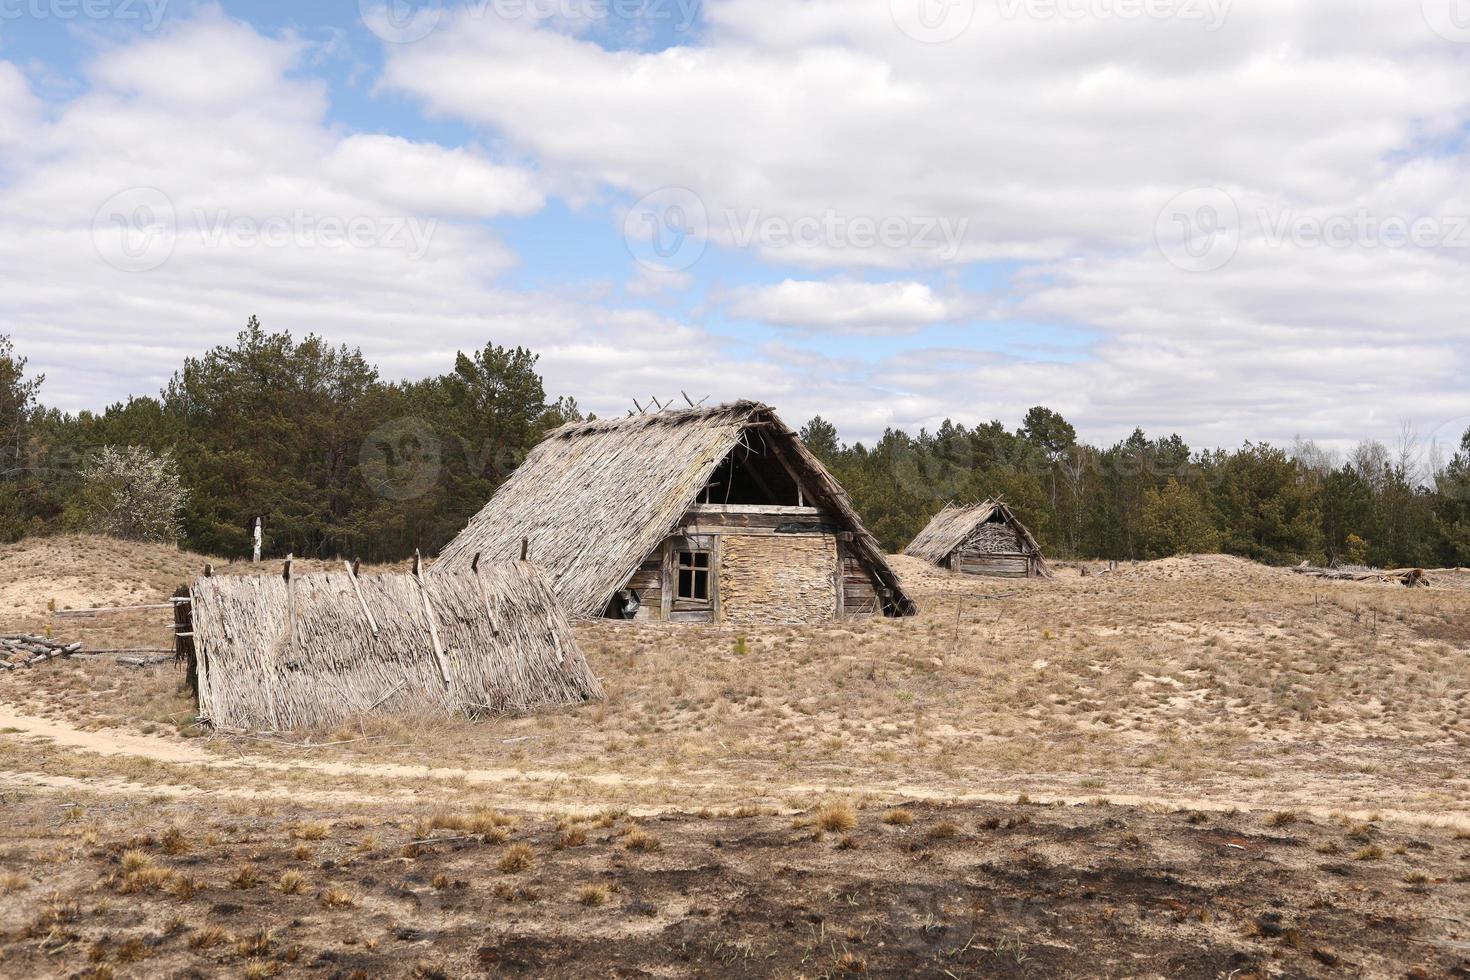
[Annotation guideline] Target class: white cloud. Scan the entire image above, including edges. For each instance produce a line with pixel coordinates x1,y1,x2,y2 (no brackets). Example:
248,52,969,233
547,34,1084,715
371,0,1470,446
325,135,544,219
0,62,39,151
7,1,1470,454
725,279,954,332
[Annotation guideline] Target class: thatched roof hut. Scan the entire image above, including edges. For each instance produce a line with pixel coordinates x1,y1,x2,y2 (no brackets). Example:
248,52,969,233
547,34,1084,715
433,401,915,624
183,560,602,731
905,500,1052,579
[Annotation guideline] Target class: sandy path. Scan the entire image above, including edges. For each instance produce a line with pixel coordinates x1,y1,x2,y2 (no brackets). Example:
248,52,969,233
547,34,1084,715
5,701,1468,833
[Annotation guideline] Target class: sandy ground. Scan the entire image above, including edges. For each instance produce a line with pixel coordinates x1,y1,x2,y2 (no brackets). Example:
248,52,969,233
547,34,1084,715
2,535,1469,976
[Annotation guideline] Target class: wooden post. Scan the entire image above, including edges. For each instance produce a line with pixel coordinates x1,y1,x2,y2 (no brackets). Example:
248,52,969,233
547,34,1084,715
253,518,262,563
344,560,379,636
413,550,453,687
520,538,529,562
283,555,296,649
470,553,499,636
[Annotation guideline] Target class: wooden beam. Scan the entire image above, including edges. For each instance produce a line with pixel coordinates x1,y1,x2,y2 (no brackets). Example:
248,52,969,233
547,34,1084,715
413,550,453,687
343,560,379,636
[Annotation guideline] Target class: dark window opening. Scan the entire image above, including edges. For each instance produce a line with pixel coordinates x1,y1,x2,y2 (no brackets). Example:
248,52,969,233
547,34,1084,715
697,430,803,505
676,550,711,602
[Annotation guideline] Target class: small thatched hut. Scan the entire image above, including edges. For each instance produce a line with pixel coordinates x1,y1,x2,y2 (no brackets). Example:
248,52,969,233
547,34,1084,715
904,500,1052,579
182,560,602,731
433,401,915,624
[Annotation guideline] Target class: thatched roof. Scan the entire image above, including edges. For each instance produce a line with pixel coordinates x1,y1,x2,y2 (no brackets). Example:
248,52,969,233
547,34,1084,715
186,562,602,731
433,401,915,617
904,500,1052,576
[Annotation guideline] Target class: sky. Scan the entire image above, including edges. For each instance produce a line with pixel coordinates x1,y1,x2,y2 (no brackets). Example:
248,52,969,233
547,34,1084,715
0,0,1467,455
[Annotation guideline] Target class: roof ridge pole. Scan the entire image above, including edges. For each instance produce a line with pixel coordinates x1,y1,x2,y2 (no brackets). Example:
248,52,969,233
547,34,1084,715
343,559,379,636
413,550,453,688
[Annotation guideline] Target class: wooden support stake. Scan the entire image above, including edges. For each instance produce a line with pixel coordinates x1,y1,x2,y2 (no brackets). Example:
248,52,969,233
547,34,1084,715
283,554,297,650
413,550,453,687
470,553,499,636
343,560,379,636
520,538,529,562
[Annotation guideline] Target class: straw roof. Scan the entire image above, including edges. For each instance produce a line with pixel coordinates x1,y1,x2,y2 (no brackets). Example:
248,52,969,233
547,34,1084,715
904,499,1052,576
186,562,602,731
433,401,915,617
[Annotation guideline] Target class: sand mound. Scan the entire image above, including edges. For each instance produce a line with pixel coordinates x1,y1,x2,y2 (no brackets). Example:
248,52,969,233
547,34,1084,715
0,535,392,623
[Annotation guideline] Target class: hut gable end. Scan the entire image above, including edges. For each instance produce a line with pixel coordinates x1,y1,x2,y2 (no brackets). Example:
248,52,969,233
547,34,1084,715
904,500,1053,579
432,401,916,619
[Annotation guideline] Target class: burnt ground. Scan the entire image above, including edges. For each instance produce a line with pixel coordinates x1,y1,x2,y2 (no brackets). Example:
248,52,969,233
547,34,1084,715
2,794,1468,979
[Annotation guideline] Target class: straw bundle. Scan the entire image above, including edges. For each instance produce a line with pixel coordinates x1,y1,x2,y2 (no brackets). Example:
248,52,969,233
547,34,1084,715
433,401,915,618
905,499,1052,576
186,561,602,731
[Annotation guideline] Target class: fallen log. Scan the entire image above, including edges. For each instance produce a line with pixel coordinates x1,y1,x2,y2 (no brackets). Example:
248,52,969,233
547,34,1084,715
116,655,174,668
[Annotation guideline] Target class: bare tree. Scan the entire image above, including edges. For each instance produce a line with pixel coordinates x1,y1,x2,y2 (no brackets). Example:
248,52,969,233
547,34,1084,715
82,446,187,543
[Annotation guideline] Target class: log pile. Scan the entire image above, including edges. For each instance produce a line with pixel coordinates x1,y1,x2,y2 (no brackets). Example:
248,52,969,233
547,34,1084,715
1291,563,1431,587
1,634,82,670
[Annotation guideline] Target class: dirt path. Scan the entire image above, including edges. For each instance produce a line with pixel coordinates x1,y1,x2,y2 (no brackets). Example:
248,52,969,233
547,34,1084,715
6,701,1469,833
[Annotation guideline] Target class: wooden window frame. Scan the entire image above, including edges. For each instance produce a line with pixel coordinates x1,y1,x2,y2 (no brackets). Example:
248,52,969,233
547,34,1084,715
674,549,712,604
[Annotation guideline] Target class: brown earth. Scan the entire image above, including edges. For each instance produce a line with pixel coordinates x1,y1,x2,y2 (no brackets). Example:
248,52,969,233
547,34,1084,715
2,535,1470,976
2,793,1468,979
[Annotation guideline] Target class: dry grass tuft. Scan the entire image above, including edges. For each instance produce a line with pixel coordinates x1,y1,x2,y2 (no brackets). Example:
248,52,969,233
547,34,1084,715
277,870,308,894
816,803,857,833
558,826,588,849
1267,811,1299,828
291,821,331,841
230,863,261,889
498,843,535,873
881,809,914,827
188,926,226,949
1354,845,1385,861
319,888,356,908
624,828,661,853
235,928,273,958
929,821,960,839
577,883,610,907
159,826,189,855
120,850,153,873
